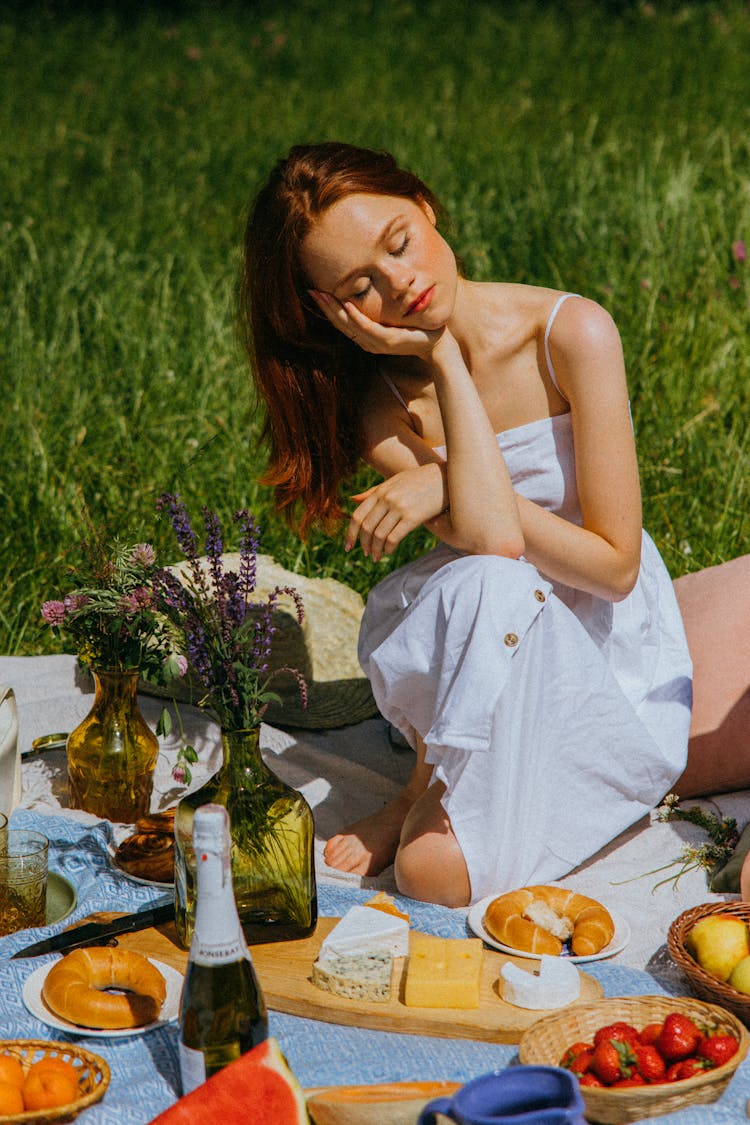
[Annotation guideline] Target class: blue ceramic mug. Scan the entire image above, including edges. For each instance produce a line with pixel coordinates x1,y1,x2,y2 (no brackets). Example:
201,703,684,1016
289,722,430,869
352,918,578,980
417,1066,587,1125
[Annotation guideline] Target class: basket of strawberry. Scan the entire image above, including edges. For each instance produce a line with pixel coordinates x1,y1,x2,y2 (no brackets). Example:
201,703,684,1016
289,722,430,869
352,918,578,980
518,995,748,1123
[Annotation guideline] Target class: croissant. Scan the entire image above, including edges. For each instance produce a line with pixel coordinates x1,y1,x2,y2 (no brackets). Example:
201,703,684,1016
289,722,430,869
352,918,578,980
483,885,615,957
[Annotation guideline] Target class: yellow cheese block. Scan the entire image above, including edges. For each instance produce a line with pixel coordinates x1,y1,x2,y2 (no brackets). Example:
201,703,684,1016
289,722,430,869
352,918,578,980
403,932,483,1009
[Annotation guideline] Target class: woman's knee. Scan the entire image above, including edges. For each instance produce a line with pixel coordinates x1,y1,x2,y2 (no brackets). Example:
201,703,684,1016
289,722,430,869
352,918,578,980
394,831,471,907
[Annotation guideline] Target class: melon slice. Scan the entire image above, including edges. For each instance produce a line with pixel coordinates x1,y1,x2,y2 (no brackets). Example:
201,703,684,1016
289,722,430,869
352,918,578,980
305,1081,462,1125
148,1037,309,1124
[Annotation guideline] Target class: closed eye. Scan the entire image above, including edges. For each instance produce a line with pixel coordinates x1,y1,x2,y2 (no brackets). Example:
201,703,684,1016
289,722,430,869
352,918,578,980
348,234,409,300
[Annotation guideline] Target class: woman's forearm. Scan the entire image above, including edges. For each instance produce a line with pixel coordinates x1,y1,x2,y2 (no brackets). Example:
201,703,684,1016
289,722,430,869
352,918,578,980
430,334,524,557
515,494,641,601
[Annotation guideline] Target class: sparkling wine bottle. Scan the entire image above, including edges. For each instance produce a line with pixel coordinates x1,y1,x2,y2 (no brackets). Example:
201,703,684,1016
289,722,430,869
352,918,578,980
178,804,268,1094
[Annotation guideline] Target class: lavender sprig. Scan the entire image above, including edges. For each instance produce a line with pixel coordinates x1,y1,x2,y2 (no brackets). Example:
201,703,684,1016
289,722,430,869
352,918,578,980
155,494,307,737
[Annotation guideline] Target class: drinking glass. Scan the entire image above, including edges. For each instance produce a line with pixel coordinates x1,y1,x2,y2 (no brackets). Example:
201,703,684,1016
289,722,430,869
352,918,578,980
0,829,49,935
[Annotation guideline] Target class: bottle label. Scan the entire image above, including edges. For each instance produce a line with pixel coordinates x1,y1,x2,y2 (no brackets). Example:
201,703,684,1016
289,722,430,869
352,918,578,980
192,937,248,967
179,1041,208,1095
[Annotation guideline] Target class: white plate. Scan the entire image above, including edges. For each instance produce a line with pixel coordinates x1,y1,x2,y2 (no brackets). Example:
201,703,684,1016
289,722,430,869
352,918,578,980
114,867,174,890
23,957,183,1038
467,894,631,963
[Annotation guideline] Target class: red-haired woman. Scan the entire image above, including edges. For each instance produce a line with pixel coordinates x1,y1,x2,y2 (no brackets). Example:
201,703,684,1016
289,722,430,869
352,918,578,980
241,142,750,908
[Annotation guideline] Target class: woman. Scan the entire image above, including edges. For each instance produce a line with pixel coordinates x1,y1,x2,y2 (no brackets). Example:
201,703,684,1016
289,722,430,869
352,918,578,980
241,141,750,907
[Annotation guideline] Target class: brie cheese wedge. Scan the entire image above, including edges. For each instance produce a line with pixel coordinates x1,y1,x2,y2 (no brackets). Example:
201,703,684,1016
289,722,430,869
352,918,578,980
319,904,410,960
500,954,581,1010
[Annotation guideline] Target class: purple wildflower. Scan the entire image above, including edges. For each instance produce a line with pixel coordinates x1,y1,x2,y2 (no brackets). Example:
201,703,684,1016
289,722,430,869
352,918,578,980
130,543,156,568
132,586,153,609
153,569,191,614
155,499,307,729
118,593,140,616
203,506,226,629
234,509,260,600
41,600,67,626
732,240,746,264
156,493,199,562
65,593,90,613
275,584,305,625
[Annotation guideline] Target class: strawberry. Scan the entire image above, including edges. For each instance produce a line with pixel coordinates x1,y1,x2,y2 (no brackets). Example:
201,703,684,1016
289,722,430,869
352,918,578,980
590,1038,636,1085
696,1034,739,1068
633,1043,667,1084
666,1057,711,1082
612,1074,646,1087
593,1021,641,1047
656,1012,702,1061
560,1041,594,1069
578,1073,605,1088
568,1050,594,1076
639,1021,664,1047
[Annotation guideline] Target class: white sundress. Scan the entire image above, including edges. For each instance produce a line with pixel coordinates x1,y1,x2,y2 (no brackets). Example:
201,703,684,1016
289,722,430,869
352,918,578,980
358,295,694,905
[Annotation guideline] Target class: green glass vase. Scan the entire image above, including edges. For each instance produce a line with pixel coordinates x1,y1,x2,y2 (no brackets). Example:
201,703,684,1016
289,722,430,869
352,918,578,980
174,726,318,949
66,667,159,822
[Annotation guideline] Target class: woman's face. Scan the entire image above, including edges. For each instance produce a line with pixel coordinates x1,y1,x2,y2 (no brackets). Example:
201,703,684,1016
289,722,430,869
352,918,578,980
300,192,458,330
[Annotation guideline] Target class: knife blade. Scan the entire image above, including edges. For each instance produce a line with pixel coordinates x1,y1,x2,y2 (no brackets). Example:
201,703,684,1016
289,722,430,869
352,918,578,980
10,901,176,959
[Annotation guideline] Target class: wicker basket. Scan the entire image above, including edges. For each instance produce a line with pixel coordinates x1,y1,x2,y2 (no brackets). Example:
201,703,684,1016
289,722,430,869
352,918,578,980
668,900,750,1024
0,1039,110,1125
518,995,748,1124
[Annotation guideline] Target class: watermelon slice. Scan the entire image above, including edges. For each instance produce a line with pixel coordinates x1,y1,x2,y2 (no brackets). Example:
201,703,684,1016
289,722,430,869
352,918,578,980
148,1037,309,1124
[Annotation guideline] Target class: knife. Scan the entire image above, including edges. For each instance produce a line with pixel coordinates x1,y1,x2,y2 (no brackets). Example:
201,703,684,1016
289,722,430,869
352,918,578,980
10,901,176,959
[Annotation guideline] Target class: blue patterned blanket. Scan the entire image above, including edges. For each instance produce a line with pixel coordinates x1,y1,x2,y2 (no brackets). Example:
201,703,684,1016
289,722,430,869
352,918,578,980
1,809,748,1124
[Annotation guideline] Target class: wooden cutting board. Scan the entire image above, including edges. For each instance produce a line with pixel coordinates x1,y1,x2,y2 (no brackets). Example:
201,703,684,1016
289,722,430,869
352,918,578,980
65,913,603,1044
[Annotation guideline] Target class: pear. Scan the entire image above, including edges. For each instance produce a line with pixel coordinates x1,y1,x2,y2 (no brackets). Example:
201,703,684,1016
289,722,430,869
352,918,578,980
729,955,750,995
687,915,750,981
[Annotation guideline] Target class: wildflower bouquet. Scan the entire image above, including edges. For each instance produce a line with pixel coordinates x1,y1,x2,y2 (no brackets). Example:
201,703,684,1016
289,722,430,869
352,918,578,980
42,538,178,680
154,493,307,735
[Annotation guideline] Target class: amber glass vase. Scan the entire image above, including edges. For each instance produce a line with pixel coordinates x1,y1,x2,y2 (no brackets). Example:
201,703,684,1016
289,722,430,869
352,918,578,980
66,667,159,822
174,727,317,949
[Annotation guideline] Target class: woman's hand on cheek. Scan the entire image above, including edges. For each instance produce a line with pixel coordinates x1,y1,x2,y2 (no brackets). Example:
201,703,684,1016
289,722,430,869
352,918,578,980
309,290,444,359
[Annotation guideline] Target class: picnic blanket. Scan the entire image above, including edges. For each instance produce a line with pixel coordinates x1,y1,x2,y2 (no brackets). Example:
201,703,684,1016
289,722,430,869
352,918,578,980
3,652,750,1123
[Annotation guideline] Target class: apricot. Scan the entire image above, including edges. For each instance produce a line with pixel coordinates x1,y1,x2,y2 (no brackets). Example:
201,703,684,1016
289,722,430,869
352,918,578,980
0,1054,24,1088
23,1066,79,1111
0,1079,24,1115
27,1056,79,1086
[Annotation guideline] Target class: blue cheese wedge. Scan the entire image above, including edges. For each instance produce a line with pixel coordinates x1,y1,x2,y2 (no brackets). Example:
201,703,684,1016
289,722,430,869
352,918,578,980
319,905,410,960
311,951,393,1002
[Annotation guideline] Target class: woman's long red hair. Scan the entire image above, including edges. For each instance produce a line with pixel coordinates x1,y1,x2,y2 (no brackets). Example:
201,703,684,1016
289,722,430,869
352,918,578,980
239,142,444,535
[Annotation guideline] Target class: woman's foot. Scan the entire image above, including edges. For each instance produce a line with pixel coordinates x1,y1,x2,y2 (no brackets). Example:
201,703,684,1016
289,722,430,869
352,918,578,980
323,745,434,876
323,791,415,876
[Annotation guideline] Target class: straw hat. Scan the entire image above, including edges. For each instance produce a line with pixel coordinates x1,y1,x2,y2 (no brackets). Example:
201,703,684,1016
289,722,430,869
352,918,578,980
147,553,378,730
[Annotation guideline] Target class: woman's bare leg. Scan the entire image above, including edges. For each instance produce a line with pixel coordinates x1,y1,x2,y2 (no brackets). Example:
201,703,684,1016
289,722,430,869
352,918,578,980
323,732,433,876
673,555,750,797
394,779,471,907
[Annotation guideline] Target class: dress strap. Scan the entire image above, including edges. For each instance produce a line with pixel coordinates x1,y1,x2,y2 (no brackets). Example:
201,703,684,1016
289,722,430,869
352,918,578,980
544,292,579,401
380,370,418,428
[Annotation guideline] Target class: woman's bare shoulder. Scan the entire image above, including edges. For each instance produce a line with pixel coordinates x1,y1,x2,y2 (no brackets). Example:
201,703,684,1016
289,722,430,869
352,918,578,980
471,282,586,330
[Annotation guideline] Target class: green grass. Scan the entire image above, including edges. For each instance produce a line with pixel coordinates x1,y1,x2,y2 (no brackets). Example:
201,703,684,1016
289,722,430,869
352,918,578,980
1,0,748,655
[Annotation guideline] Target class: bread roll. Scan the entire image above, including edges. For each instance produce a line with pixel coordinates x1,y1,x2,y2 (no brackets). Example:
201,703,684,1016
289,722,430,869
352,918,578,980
42,947,167,1029
114,831,174,883
484,885,615,957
